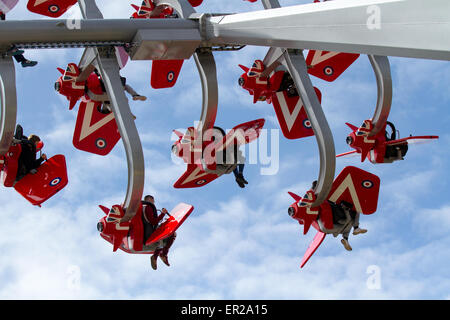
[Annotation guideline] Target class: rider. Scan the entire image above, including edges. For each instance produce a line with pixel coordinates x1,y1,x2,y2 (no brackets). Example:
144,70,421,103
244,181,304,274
0,11,38,68
338,201,367,251
141,195,177,270
310,180,367,251
384,121,408,160
15,125,47,181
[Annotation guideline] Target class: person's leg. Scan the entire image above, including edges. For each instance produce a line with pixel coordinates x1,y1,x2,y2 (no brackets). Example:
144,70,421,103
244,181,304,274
352,212,367,235
160,233,177,266
11,52,37,68
150,247,163,270
341,232,352,251
124,84,147,101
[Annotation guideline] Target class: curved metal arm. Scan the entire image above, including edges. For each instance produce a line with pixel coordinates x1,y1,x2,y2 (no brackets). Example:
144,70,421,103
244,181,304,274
95,48,145,222
154,1,219,135
77,0,103,19
282,51,336,207
0,56,17,156
368,55,392,136
261,0,335,207
194,50,218,134
78,1,144,221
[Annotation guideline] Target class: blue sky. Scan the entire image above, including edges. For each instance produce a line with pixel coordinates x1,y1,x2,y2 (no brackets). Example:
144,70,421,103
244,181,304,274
0,0,449,299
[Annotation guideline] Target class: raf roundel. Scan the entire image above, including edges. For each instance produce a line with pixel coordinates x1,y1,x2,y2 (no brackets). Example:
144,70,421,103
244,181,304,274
167,71,175,83
196,179,207,185
49,177,62,187
361,180,374,189
323,66,334,76
95,138,107,149
303,119,312,129
49,5,60,13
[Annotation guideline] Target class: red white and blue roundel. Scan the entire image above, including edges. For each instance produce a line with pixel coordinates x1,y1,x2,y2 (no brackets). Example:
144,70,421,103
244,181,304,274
48,4,60,13
303,119,312,129
167,71,175,83
49,177,62,187
361,180,374,189
95,138,107,150
323,66,334,76
195,179,206,185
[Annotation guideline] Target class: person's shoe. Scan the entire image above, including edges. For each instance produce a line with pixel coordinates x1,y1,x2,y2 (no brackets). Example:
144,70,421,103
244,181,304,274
21,60,38,68
235,176,245,188
353,227,367,235
341,238,352,251
160,255,170,267
133,95,147,101
150,254,158,270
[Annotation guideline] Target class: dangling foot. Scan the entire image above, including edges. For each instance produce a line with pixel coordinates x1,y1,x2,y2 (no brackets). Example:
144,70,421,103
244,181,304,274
21,60,38,68
235,175,246,188
353,227,367,235
160,254,170,267
132,95,147,101
150,254,158,270
341,238,352,251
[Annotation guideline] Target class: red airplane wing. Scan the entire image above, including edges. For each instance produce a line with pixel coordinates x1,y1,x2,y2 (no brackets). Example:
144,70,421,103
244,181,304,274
386,135,439,146
1,144,21,187
145,203,194,245
0,0,19,13
306,50,360,82
173,164,219,189
151,60,184,89
327,166,380,215
219,118,266,151
300,230,326,268
72,100,121,156
27,0,77,18
13,154,68,206
271,88,321,140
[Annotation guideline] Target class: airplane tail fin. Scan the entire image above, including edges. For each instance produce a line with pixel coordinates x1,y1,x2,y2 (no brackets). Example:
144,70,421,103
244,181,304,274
345,122,358,131
288,191,301,202
99,205,110,215
239,64,249,73
173,129,184,139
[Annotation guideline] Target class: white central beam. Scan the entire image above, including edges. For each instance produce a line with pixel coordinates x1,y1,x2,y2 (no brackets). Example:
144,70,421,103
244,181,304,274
207,0,450,61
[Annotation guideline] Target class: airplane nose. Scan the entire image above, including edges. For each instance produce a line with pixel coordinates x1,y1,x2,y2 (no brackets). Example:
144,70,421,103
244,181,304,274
97,222,104,232
54,81,61,92
288,207,295,217
346,136,353,145
238,77,245,87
